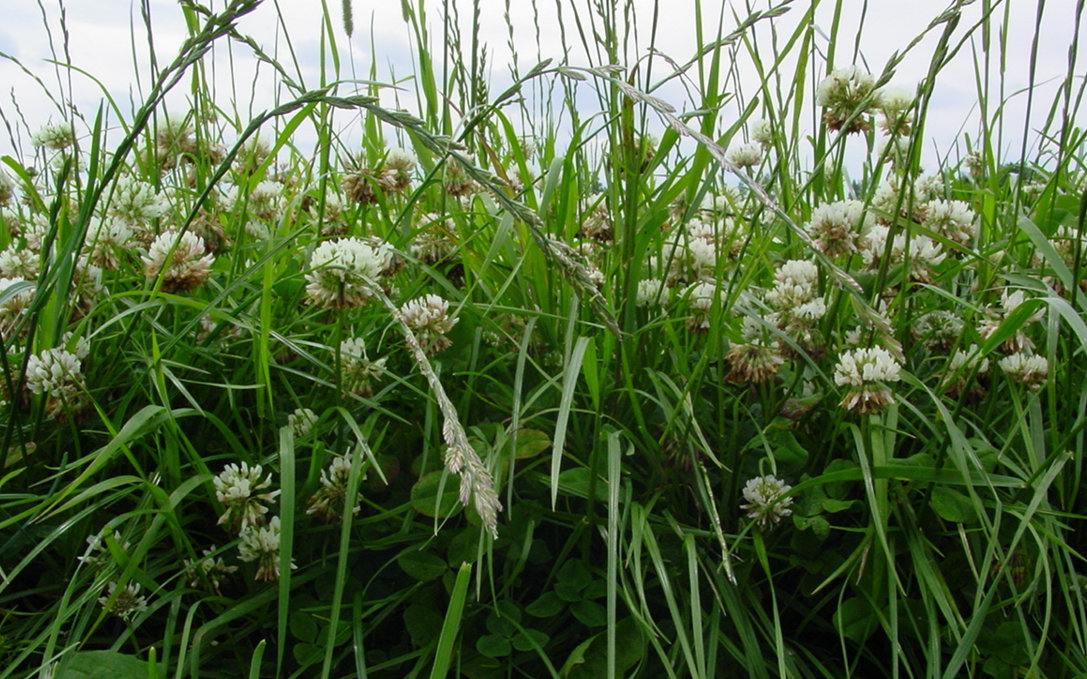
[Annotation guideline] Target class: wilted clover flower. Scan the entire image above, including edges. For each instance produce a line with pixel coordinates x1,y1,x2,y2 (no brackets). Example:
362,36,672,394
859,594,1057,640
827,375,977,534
213,462,280,531
999,351,1048,390
816,67,877,133
307,453,363,522
740,474,794,529
77,529,130,569
184,548,238,594
305,238,387,308
411,213,458,264
339,337,387,396
237,516,294,582
98,581,148,621
288,407,318,437
834,346,902,414
142,230,215,292
31,121,76,150
400,294,458,354
726,141,763,171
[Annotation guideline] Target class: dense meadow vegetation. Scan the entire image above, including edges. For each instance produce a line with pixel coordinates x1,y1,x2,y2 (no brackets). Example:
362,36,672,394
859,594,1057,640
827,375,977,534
1,0,1086,676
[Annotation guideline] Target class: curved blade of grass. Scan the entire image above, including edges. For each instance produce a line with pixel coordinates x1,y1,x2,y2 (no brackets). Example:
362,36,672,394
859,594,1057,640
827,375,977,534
428,562,472,679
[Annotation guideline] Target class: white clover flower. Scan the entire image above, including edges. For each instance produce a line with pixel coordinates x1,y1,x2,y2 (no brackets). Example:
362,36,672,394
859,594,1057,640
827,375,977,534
726,141,763,171
77,530,129,568
685,281,719,331
86,217,134,269
636,278,667,307
213,462,280,531
385,146,417,173
878,87,914,113
923,199,976,245
726,341,783,384
142,230,214,292
98,581,148,621
400,293,458,354
411,213,457,264
740,474,794,529
999,352,1048,389
816,67,877,133
942,344,990,395
107,176,171,226
245,180,285,221
305,237,387,308
31,122,76,150
765,259,820,309
751,118,774,146
288,407,318,437
913,310,965,351
834,347,902,413
237,516,295,582
307,453,363,522
807,200,870,257
0,248,38,279
0,170,15,207
338,337,386,396
26,347,84,400
184,548,238,594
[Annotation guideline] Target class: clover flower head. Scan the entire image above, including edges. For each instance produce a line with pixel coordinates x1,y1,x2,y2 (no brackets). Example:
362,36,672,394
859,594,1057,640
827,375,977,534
142,230,214,292
213,462,280,531
108,176,171,225
31,122,76,150
307,453,363,523
636,278,667,307
400,293,458,354
26,347,84,400
98,581,148,621
0,248,39,280
923,199,976,245
288,407,318,437
999,352,1048,389
726,141,763,171
305,237,387,308
766,259,820,309
751,118,774,146
77,529,130,568
834,347,902,413
816,67,877,133
685,281,719,331
338,337,387,396
741,474,794,529
184,548,238,594
807,200,870,257
726,342,784,383
237,516,295,581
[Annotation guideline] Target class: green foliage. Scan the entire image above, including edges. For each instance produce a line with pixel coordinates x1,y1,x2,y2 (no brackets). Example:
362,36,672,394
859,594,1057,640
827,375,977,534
0,0,1086,677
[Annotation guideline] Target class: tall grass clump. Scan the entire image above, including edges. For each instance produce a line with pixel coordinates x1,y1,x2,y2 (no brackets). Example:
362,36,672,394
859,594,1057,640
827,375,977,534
1,0,1086,676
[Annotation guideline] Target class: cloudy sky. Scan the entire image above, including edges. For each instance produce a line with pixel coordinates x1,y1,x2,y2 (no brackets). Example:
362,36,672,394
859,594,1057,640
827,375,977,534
1,0,1082,171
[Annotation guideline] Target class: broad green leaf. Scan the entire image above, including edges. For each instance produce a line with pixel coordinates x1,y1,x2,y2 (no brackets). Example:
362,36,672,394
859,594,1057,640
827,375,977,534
410,471,462,518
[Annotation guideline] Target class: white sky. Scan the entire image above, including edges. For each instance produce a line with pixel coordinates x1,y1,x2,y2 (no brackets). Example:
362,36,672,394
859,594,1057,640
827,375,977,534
0,0,1083,173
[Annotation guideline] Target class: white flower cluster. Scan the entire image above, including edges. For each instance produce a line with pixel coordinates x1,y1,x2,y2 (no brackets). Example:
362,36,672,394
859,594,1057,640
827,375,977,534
339,337,386,396
998,352,1048,390
98,581,148,621
307,453,363,523
411,213,458,264
237,516,295,582
726,141,763,171
400,293,458,354
213,462,281,531
184,547,239,594
31,121,76,150
636,277,667,307
861,225,946,282
740,474,794,529
288,407,318,437
305,237,388,308
26,347,86,415
684,281,720,331
834,346,902,413
107,175,171,232
816,66,877,133
765,259,826,347
922,199,976,245
807,200,871,258
142,230,215,292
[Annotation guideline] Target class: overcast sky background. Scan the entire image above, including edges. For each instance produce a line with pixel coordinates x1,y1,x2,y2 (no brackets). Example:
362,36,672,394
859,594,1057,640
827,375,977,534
0,0,1083,173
